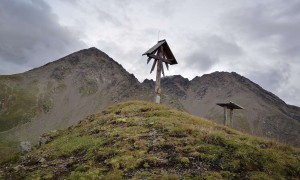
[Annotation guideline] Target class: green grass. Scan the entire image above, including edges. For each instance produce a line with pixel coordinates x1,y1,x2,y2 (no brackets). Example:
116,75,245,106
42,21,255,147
0,75,55,163
1,101,299,179
41,134,104,158
0,137,19,164
0,77,53,131
0,82,37,131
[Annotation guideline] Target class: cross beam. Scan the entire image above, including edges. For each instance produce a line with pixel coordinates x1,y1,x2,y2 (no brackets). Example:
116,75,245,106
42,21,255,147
147,54,174,64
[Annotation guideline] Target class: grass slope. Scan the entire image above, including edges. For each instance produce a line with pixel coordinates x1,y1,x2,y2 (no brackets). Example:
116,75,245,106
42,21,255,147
1,101,299,179
0,76,53,132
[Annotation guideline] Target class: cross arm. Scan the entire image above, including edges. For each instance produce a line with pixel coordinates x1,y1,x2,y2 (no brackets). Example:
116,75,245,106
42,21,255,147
148,54,173,64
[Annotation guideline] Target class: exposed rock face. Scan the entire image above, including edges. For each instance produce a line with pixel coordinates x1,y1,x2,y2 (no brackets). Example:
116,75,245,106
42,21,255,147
161,75,190,98
0,48,299,147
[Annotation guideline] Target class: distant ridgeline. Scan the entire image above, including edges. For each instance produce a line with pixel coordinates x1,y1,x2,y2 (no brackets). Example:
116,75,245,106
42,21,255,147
0,47,299,164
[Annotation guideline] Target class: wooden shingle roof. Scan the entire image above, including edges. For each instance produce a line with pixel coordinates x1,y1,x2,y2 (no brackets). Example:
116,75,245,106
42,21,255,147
143,39,177,65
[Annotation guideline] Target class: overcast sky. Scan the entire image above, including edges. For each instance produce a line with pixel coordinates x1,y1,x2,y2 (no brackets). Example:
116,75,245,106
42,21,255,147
1,0,300,106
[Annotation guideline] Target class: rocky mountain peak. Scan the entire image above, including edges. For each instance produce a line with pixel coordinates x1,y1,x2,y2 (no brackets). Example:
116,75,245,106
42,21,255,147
24,47,134,84
74,47,111,60
38,47,116,67
192,71,238,84
163,75,190,85
190,71,286,106
0,47,144,134
142,79,155,89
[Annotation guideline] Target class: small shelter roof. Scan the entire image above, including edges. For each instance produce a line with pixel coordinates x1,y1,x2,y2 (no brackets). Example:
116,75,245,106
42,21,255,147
217,101,244,109
143,39,177,65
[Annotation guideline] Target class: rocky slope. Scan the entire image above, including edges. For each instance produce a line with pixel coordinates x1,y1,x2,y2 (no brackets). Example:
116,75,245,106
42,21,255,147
143,72,300,147
0,47,300,162
0,47,152,162
1,101,299,179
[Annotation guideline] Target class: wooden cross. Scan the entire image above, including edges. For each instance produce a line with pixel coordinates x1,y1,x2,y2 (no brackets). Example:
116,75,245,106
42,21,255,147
143,39,177,103
217,101,244,127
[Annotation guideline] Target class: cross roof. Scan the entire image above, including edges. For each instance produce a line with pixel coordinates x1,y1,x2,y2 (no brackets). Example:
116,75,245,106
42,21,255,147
143,39,177,65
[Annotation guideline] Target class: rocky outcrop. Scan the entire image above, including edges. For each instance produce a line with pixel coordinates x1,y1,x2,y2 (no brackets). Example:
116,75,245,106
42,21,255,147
20,141,31,155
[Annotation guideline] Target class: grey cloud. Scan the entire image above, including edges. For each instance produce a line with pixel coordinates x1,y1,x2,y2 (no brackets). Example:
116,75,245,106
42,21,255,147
200,35,243,57
97,40,120,57
185,52,217,71
0,0,85,74
60,0,80,4
280,86,300,106
151,0,182,16
247,63,290,91
224,0,300,58
97,39,151,81
97,10,122,26
245,63,300,105
219,0,300,106
183,34,243,71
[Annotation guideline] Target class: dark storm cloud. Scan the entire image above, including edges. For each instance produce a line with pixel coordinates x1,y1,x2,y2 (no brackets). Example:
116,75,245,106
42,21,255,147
0,0,85,74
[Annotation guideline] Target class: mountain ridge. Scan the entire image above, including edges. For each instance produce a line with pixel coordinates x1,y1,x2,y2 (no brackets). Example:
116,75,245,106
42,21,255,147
163,71,300,146
0,47,299,152
0,47,151,144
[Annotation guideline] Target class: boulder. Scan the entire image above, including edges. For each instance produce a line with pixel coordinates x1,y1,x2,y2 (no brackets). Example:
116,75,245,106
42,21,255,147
20,141,31,155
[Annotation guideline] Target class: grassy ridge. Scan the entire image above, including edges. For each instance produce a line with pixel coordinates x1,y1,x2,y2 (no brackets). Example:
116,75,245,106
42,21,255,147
1,101,299,179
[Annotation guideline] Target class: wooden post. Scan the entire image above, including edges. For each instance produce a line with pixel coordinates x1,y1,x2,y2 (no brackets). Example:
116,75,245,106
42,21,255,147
223,107,227,126
155,46,163,103
217,102,243,127
229,108,233,127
